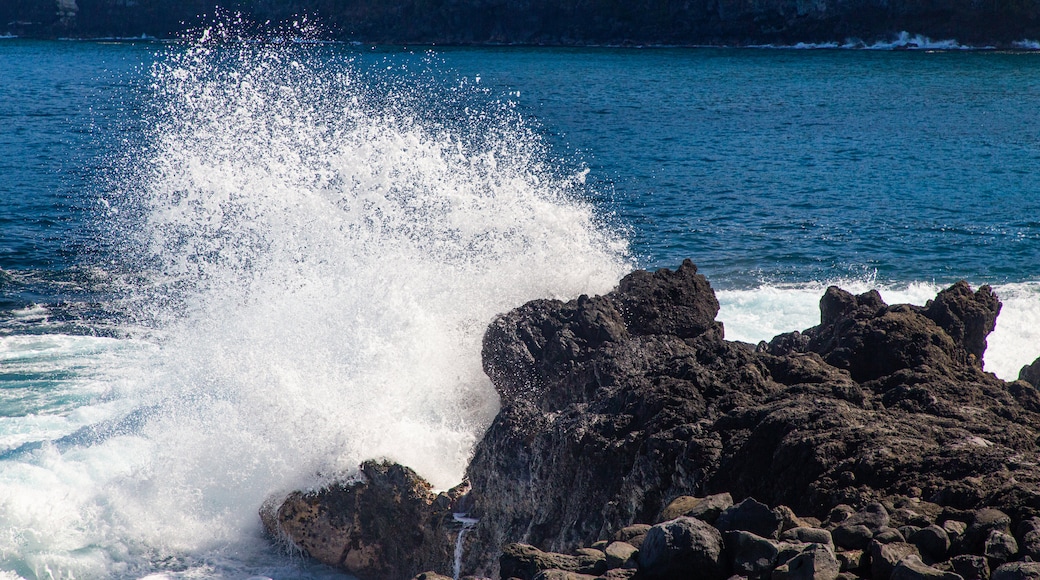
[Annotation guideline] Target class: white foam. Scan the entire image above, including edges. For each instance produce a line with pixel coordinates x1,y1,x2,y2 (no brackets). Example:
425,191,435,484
0,29,630,578
1013,39,1040,50
718,279,1039,381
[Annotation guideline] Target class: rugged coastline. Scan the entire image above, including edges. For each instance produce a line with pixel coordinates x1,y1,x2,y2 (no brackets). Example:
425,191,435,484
4,0,1040,48
261,260,1040,580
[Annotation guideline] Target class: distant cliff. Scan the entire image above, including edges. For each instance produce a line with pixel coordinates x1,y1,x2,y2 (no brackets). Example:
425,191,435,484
6,0,1040,47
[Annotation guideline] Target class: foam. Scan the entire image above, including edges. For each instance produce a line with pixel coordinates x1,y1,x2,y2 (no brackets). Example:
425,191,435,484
0,27,629,578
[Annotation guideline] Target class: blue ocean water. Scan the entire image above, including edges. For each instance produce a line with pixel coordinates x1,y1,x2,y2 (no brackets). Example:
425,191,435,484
1,35,1039,578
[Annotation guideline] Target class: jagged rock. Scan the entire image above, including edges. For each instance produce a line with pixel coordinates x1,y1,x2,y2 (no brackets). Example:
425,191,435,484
260,460,458,580
1020,358,1040,389
638,517,727,580
727,530,780,577
717,498,785,540
836,549,866,573
950,555,990,580
772,543,840,580
961,509,1013,555
872,541,923,580
1016,517,1040,560
891,555,963,580
983,530,1018,562
658,493,733,525
944,521,969,544
993,562,1040,580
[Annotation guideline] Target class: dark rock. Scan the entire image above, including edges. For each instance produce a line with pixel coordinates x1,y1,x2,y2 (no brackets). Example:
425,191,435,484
891,555,964,580
717,498,785,540
910,525,951,564
781,528,834,552
414,573,453,580
772,543,840,580
832,525,875,551
500,544,604,580
726,530,780,577
658,493,734,525
944,521,969,543
950,555,990,580
1017,517,1040,560
604,541,638,569
876,527,908,544
1020,358,1040,389
960,509,1013,555
983,530,1018,563
532,571,597,580
261,460,458,580
836,549,866,573
992,562,1040,580
615,525,651,550
638,517,727,580
922,281,1001,368
872,541,922,580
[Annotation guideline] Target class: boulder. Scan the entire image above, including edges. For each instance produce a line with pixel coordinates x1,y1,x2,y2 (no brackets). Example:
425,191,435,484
872,541,922,580
909,525,951,564
992,562,1040,580
658,493,733,525
772,543,840,580
950,555,990,580
500,544,605,580
890,555,963,580
638,517,727,580
717,498,785,540
261,460,458,580
726,530,780,577
604,541,638,569
1016,517,1040,560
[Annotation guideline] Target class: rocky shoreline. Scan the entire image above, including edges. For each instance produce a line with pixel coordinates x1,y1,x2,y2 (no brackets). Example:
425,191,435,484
261,261,1040,580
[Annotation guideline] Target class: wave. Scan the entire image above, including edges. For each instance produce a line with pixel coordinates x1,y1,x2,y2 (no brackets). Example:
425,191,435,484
752,31,991,50
0,25,630,579
718,278,1040,381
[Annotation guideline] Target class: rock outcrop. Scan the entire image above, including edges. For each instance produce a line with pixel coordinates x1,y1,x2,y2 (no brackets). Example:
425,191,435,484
264,261,1040,580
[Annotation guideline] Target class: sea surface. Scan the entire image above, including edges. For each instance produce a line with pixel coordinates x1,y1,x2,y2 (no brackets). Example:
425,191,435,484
1,32,1039,579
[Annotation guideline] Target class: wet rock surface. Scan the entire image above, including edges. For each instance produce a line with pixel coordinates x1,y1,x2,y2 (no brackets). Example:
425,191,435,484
264,261,1040,580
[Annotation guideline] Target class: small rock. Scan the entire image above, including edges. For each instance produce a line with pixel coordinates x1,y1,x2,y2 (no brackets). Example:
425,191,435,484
717,498,784,540
776,505,810,532
727,530,780,577
828,506,857,527
836,550,866,573
902,526,924,541
875,528,907,544
599,569,637,580
414,573,453,580
962,509,1012,554
985,530,1019,563
772,543,840,580
950,555,990,580
910,525,951,564
1018,518,1040,561
501,544,584,580
891,555,963,580
781,528,835,553
604,542,638,569
872,541,922,580
833,524,874,551
944,521,969,543
847,503,891,532
992,562,1040,580
639,517,726,580
615,524,651,550
658,493,734,525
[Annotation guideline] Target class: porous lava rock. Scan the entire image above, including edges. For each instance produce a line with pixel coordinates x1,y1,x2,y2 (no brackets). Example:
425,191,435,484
265,261,1040,580
461,261,1040,577
260,460,464,580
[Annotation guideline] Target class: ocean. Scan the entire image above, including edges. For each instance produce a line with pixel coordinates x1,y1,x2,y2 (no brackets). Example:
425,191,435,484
1,32,1039,579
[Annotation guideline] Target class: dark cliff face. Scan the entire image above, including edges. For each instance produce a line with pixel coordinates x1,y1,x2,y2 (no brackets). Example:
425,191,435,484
7,0,1040,46
462,260,1040,577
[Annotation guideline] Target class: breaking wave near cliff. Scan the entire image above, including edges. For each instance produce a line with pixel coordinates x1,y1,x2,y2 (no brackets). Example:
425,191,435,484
0,31,629,579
